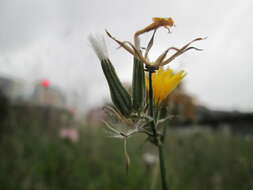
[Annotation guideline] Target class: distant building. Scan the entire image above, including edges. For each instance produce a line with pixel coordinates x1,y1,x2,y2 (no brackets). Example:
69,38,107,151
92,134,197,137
31,80,66,108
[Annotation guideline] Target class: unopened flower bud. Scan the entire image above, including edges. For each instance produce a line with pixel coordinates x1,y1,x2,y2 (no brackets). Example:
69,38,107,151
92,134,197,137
89,35,132,117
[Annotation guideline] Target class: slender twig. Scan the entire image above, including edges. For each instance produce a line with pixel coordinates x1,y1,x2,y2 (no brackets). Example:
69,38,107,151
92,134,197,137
147,67,168,190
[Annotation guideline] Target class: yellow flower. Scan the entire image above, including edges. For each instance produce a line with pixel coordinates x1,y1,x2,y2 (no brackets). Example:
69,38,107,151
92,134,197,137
146,67,186,104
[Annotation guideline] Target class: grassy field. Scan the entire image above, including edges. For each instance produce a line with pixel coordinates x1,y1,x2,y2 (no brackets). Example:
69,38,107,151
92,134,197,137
1,116,253,190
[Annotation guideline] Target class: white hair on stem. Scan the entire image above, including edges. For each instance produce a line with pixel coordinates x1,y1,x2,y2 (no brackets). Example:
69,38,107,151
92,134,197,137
88,34,109,61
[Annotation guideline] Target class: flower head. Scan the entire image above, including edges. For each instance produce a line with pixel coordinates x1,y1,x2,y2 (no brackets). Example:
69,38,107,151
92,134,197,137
146,67,186,104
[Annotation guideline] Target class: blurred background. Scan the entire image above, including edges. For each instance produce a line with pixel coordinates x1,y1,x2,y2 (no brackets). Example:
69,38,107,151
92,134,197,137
1,0,253,189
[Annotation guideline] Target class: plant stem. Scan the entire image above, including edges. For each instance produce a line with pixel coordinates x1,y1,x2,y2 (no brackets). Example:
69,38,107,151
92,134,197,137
161,119,169,143
158,144,168,190
148,70,158,141
148,68,168,190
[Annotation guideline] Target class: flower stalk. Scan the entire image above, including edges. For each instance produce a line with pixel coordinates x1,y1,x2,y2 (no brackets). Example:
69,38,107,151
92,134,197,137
147,66,168,190
158,143,168,190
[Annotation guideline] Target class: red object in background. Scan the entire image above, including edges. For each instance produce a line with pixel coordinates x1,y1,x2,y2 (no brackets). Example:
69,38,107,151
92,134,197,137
40,79,50,88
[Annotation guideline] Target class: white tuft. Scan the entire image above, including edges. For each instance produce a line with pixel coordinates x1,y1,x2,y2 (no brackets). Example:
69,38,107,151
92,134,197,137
88,34,109,61
134,36,141,51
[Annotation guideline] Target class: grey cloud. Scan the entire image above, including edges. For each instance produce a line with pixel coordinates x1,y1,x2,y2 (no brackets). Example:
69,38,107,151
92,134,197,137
0,0,252,112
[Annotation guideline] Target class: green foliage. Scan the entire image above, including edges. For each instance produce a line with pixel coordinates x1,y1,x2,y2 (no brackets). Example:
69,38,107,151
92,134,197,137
166,131,253,190
1,122,253,190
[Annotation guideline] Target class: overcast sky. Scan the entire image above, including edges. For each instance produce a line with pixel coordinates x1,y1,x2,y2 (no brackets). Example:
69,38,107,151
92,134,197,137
0,0,252,112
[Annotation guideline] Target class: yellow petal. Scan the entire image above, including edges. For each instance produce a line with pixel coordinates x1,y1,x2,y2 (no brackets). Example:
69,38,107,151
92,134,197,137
146,68,186,104
161,71,186,98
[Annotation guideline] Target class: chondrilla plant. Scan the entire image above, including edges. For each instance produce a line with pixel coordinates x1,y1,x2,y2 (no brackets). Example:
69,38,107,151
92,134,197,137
89,17,204,190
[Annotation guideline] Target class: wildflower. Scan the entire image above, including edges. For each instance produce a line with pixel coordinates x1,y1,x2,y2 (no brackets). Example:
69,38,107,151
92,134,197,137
59,128,79,143
146,67,186,104
90,17,204,190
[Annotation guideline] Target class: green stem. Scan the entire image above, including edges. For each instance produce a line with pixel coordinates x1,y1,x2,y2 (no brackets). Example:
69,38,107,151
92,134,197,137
158,144,168,190
161,119,169,143
148,70,158,141
148,68,168,190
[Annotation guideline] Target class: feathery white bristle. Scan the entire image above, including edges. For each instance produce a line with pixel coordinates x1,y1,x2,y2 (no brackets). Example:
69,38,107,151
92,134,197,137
88,35,109,61
134,36,141,51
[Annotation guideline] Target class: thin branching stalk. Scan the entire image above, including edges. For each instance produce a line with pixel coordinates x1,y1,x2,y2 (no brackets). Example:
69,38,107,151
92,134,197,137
147,67,168,190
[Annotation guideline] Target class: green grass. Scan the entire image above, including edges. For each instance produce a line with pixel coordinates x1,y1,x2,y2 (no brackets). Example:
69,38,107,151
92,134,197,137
1,119,253,190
